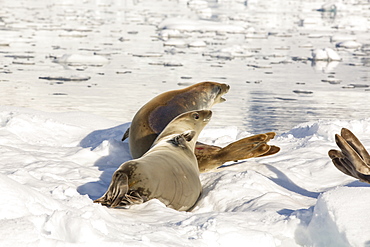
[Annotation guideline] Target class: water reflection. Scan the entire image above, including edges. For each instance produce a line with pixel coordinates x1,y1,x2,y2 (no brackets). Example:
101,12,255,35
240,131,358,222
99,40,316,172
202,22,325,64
244,91,316,133
243,88,369,134
311,61,339,73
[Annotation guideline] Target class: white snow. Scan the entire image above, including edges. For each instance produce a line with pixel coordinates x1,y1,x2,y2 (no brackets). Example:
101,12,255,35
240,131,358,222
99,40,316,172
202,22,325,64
0,106,370,246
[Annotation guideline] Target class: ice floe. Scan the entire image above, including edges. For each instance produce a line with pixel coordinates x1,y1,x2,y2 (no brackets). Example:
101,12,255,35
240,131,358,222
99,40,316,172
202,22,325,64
311,48,341,61
53,54,109,66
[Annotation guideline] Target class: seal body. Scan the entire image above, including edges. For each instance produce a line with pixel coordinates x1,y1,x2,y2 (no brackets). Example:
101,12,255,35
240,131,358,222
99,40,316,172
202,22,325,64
126,81,229,159
123,81,280,172
95,110,212,211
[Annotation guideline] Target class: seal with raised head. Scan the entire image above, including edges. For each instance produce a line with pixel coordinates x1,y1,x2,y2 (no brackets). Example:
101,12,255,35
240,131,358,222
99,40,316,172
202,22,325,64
329,128,370,183
122,81,280,172
95,110,212,211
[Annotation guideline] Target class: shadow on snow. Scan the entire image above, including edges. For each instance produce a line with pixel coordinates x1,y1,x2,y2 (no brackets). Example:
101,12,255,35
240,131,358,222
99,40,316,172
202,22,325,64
77,122,131,200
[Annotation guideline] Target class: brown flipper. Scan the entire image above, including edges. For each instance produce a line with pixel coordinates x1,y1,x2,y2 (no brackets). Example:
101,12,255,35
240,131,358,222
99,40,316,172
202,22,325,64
122,128,130,142
328,128,370,184
196,132,280,173
340,128,370,165
264,132,277,142
257,145,280,157
328,149,354,177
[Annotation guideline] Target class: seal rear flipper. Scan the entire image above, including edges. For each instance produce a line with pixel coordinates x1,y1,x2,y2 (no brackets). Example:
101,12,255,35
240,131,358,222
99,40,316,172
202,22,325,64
328,128,370,184
335,132,370,175
94,171,130,207
218,132,280,160
197,143,272,173
340,128,370,165
329,149,354,177
256,145,280,157
196,133,280,172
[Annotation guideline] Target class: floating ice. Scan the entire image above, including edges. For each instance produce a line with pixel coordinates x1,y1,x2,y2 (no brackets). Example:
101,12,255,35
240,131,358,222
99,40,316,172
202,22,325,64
311,48,341,61
158,29,187,40
247,64,272,69
330,35,356,42
12,61,35,65
158,18,245,33
39,75,91,81
132,52,163,57
188,40,207,48
204,45,254,60
196,8,212,19
348,84,369,88
336,41,362,49
293,90,313,94
54,54,109,66
187,0,208,10
59,31,88,38
316,3,337,12
245,33,268,39
321,78,342,84
163,39,188,47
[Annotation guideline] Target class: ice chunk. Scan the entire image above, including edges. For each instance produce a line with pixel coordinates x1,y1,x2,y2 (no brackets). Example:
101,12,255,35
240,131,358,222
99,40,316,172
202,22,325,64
54,54,109,66
311,48,341,61
336,41,362,49
302,187,370,247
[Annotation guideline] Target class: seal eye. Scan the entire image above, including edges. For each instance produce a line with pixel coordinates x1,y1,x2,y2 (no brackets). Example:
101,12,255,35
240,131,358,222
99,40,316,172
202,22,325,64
193,113,200,120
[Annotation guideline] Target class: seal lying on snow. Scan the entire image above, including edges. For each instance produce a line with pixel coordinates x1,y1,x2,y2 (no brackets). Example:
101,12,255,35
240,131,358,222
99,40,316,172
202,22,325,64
122,81,280,172
95,110,212,211
329,128,370,183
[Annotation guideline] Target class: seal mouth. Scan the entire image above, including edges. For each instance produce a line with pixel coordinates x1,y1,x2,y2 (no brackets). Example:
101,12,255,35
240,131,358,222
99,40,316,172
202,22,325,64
219,84,230,102
203,111,212,122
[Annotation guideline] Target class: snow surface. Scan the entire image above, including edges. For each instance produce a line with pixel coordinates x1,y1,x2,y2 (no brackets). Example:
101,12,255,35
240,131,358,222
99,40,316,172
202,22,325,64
0,106,370,246
1,0,370,246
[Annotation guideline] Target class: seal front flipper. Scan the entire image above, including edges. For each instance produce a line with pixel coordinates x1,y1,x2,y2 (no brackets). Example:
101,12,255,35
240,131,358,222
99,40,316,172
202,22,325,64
169,131,196,148
122,127,130,141
196,132,280,173
329,128,370,184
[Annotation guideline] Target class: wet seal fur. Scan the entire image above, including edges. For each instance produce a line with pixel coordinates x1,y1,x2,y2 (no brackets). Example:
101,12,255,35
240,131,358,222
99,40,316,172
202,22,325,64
123,81,280,172
95,110,212,211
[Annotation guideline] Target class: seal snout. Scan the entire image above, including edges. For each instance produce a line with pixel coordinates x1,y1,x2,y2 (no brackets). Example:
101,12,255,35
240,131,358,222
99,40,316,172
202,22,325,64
202,110,212,122
220,84,230,102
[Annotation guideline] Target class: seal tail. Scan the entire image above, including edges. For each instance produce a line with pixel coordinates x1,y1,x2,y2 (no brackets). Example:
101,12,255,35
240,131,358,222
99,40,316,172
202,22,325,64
196,132,280,173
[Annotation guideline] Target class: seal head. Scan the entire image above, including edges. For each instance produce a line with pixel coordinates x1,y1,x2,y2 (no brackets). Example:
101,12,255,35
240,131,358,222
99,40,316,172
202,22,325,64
127,81,228,159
